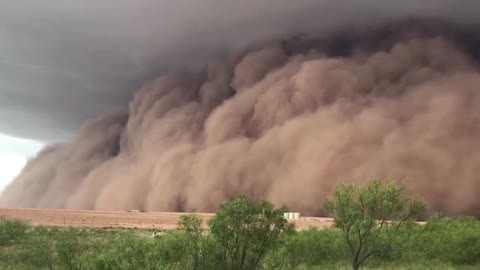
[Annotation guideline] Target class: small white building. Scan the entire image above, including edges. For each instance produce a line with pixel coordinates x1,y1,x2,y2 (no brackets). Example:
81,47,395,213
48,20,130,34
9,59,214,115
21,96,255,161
283,212,301,220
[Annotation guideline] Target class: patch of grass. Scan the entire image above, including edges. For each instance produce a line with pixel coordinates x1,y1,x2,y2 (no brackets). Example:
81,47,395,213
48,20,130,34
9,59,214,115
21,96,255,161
0,215,478,270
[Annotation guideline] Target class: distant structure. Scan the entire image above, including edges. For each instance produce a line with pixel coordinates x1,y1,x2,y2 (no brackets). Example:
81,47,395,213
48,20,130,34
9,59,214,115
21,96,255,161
284,212,301,220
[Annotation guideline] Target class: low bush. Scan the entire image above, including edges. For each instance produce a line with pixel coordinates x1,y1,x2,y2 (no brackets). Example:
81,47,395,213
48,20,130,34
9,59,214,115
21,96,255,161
0,207,478,270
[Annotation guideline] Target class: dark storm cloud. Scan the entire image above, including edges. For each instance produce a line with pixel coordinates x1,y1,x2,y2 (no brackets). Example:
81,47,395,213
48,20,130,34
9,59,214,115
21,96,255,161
2,0,480,216
1,0,480,141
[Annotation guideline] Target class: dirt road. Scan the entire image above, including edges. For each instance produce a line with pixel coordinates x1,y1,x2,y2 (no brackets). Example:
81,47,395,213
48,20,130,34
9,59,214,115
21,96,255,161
0,208,333,230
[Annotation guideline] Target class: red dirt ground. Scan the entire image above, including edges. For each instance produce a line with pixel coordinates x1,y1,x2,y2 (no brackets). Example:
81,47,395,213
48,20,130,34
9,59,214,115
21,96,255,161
0,208,334,230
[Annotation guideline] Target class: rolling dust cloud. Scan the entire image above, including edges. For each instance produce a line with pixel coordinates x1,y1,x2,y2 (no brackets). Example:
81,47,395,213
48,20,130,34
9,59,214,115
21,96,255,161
1,18,480,216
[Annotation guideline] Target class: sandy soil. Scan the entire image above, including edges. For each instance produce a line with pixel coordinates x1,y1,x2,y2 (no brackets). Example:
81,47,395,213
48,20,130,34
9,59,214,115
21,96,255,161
0,208,333,230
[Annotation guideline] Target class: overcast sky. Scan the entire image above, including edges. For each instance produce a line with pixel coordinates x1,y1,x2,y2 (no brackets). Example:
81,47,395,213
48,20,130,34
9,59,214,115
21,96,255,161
0,134,42,192
1,0,480,188
2,0,479,141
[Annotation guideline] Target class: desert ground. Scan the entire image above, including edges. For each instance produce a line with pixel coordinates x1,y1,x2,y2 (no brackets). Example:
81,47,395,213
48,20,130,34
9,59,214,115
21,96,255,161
0,208,334,230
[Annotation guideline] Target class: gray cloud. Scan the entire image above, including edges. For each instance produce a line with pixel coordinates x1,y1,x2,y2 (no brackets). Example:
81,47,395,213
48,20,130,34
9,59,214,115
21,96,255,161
2,0,480,141
1,0,480,218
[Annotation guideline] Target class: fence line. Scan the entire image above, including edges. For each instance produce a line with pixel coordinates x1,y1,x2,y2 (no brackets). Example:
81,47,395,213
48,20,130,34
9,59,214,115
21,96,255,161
0,209,335,230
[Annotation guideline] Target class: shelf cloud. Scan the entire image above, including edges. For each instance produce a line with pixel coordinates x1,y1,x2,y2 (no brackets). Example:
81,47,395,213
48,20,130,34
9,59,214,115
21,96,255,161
1,1,479,216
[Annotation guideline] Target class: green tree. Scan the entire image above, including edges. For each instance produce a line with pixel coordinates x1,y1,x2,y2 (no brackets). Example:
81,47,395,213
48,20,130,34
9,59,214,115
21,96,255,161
208,196,293,270
178,213,218,270
324,180,426,270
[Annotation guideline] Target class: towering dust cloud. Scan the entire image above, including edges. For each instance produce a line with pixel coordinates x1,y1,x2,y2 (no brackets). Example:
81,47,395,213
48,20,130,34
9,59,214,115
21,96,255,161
1,19,480,216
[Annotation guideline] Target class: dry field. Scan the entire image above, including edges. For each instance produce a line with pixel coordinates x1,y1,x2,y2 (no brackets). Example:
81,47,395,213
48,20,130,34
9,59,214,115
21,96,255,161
0,208,333,230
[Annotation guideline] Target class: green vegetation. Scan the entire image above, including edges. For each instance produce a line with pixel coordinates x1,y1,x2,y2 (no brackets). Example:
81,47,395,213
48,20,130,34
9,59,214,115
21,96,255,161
324,180,426,270
0,181,479,270
209,196,293,270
